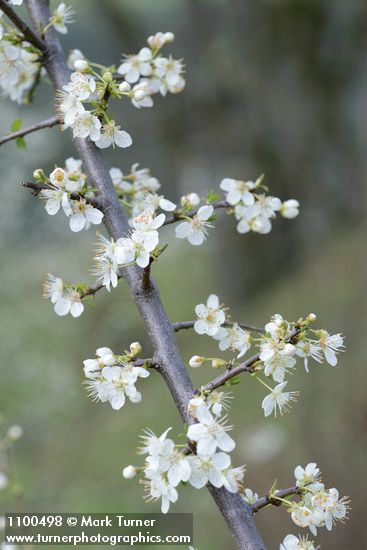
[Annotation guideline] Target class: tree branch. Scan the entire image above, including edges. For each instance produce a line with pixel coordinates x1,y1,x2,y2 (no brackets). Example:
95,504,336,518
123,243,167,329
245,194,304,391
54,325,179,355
173,321,265,333
0,0,46,51
25,1,266,548
163,200,230,226
252,486,302,513
0,115,60,146
22,181,102,209
203,327,301,393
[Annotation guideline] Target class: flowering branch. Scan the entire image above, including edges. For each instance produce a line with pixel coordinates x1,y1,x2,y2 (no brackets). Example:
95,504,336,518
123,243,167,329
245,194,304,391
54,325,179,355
163,200,230,226
252,486,302,513
0,0,46,52
173,320,265,333
24,2,265,548
203,326,301,393
22,180,102,209
0,115,60,146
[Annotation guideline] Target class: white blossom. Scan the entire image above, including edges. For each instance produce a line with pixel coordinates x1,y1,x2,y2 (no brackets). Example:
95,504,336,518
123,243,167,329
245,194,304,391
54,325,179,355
83,347,116,379
50,2,75,34
67,49,85,70
63,71,96,100
187,452,230,489
318,331,344,366
147,32,175,50
175,204,214,245
223,465,246,493
294,463,323,492
71,111,101,141
143,469,178,514
194,294,225,336
53,287,84,318
217,323,251,358
69,199,104,232
295,341,323,372
187,406,235,456
118,47,153,83
261,382,299,417
43,274,63,304
242,488,259,505
220,178,255,206
95,120,132,149
122,465,138,479
180,192,200,209
280,534,317,550
311,487,350,531
281,200,300,219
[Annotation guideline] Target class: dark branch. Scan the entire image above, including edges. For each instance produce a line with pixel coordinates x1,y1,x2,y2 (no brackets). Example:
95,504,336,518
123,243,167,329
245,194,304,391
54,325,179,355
173,320,265,333
252,486,302,513
0,0,46,51
203,327,302,392
163,200,230,226
22,181,102,209
0,115,60,146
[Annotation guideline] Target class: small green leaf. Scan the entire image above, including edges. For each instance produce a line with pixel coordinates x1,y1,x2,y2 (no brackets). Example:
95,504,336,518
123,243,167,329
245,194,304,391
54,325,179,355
206,189,221,203
226,376,242,386
16,137,26,149
11,118,23,132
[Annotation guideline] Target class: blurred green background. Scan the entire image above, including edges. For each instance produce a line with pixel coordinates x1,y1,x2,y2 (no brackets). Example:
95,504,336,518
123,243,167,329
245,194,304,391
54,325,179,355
1,0,366,548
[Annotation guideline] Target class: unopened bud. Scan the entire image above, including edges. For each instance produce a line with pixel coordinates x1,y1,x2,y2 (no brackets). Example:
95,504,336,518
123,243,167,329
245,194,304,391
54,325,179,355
103,354,116,366
130,342,142,357
164,32,175,43
119,81,131,92
74,59,89,72
102,71,113,82
122,465,138,479
211,358,228,369
33,168,46,182
283,343,296,356
133,88,147,101
189,355,206,368
307,313,317,323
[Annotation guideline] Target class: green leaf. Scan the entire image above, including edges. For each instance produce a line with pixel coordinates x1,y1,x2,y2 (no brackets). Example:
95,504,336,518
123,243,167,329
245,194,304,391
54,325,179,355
16,137,26,149
206,189,221,203
226,376,242,386
11,118,23,132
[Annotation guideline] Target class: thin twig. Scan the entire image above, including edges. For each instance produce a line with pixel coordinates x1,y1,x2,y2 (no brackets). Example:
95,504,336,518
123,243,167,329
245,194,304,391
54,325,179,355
173,321,265,333
252,486,302,513
0,116,60,146
203,326,302,392
163,200,230,226
0,0,46,51
22,181,102,209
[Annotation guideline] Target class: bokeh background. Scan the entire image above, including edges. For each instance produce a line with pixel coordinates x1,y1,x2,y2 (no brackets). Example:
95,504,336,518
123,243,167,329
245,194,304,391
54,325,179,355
1,0,367,548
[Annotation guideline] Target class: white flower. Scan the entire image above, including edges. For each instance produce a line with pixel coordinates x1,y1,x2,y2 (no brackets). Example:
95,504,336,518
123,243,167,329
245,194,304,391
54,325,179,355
143,469,178,514
43,274,63,304
188,452,230,489
132,209,165,233
260,339,297,383
63,72,96,100
117,229,159,269
154,56,185,94
261,382,299,417
217,323,251,358
93,259,118,292
290,504,324,536
50,2,75,34
69,199,104,232
254,195,282,218
220,178,255,206
242,488,258,505
132,192,176,216
71,111,101,141
223,465,246,493
83,347,116,379
175,205,214,245
295,341,323,372
0,44,21,87
318,331,344,366
95,120,132,149
93,364,149,410
294,463,323,492
234,204,272,234
0,472,8,491
118,47,153,83
281,199,300,219
187,406,235,456
40,168,72,216
58,91,85,125
154,444,191,487
194,294,225,336
64,157,86,192
130,81,154,108
311,487,350,531
138,428,172,457
206,391,232,417
147,32,175,50
280,534,316,550
53,288,84,318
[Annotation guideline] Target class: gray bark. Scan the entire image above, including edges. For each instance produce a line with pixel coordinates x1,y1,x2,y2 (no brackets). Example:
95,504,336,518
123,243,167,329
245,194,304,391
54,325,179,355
25,2,266,547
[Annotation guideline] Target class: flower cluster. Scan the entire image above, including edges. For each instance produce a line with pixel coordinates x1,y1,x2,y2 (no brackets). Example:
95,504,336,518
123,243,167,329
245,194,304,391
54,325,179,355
0,36,40,104
220,175,299,235
37,162,104,232
83,343,149,410
57,32,184,147
123,394,245,514
93,209,165,291
117,31,185,106
285,462,349,544
43,273,84,318
190,296,344,417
